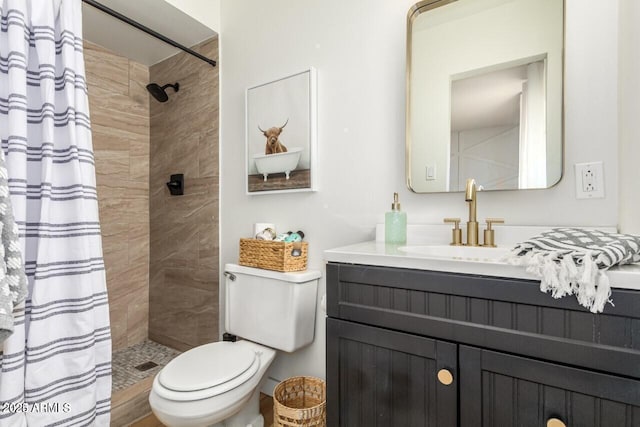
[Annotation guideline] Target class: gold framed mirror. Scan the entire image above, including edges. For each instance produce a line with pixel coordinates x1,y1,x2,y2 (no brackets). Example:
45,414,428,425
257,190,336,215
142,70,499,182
406,0,564,193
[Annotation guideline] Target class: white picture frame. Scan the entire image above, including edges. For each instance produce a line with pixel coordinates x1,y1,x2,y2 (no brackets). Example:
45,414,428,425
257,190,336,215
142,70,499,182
245,68,317,195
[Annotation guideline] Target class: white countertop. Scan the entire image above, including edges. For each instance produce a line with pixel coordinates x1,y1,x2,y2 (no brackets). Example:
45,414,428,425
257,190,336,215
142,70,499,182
324,240,640,291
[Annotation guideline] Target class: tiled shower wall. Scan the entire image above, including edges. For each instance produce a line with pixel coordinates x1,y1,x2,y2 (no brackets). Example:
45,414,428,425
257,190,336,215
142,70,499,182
84,41,150,351
148,37,220,351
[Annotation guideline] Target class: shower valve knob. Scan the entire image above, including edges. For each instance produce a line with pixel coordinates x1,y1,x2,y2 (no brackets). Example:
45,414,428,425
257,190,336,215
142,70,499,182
166,174,184,196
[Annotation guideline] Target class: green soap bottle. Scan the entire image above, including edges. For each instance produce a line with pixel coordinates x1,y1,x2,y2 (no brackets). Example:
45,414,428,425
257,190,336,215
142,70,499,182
385,192,407,244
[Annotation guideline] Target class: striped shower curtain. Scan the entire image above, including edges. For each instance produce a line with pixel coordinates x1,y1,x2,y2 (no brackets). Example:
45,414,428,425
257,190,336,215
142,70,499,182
0,0,111,425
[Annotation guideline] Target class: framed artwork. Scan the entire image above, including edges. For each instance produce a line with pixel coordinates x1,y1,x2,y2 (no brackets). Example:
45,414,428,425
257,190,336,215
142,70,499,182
245,68,317,195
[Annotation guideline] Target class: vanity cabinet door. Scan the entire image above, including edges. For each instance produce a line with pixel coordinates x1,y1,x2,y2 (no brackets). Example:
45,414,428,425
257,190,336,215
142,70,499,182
459,345,640,427
327,318,457,427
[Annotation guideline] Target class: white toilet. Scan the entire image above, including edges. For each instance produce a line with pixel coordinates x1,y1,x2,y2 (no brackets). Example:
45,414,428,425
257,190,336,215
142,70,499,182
149,263,321,427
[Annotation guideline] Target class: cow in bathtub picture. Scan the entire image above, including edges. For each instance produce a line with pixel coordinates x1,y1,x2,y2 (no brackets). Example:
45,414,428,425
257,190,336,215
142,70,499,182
252,119,304,183
247,116,310,193
245,68,316,193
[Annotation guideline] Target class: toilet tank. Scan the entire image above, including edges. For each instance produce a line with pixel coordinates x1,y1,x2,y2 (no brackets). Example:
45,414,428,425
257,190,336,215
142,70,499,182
224,263,320,352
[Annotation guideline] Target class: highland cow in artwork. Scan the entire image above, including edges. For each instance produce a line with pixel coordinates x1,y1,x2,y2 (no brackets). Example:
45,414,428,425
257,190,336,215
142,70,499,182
259,119,289,155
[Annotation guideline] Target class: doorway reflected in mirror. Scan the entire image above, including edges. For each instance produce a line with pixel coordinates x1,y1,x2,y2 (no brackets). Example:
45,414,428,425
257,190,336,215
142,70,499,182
450,57,547,191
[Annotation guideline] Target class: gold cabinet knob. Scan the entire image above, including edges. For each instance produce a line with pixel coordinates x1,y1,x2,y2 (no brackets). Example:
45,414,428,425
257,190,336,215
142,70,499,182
437,369,454,385
547,418,566,427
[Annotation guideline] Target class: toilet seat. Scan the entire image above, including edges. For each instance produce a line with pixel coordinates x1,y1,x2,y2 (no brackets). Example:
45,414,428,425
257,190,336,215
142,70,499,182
154,341,260,401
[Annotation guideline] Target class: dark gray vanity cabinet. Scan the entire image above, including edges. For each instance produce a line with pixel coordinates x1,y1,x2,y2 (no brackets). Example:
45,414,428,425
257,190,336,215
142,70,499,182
326,262,640,427
459,346,640,426
327,318,457,426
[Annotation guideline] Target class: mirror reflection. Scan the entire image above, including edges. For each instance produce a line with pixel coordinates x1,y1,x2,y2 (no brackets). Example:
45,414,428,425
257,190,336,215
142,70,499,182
406,0,564,193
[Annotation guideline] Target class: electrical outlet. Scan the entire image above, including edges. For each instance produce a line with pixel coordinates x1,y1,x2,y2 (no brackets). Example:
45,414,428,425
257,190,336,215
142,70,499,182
575,162,605,199
582,166,595,192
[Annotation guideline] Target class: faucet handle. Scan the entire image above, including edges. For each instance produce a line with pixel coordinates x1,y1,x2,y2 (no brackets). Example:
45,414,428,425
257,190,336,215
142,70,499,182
444,218,463,246
483,218,504,247
485,218,504,229
444,217,461,226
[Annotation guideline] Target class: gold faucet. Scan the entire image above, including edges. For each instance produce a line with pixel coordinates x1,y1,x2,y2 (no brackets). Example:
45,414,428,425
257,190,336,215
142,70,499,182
465,178,479,246
444,178,505,246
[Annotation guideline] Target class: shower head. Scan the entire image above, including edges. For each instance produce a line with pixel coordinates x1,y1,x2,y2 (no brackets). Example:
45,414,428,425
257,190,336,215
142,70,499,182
146,82,180,102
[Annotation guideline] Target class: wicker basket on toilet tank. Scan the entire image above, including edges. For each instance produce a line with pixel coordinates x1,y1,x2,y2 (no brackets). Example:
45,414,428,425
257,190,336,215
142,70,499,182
239,238,308,272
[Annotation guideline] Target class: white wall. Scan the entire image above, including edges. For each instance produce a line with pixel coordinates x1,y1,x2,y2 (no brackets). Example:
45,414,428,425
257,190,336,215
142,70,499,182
214,0,620,388
619,0,640,234
163,0,220,32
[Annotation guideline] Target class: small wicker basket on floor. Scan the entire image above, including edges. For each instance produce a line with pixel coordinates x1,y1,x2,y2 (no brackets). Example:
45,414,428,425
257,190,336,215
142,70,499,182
273,376,326,427
239,238,308,272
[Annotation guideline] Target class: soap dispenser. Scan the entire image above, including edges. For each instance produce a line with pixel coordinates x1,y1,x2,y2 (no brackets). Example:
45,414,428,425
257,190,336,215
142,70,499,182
385,192,407,244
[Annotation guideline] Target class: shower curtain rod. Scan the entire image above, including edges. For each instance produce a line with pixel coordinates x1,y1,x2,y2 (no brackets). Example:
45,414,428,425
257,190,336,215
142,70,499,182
81,0,217,67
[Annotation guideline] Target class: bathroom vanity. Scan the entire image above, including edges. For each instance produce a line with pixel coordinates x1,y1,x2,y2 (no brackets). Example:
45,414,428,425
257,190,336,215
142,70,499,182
325,241,640,427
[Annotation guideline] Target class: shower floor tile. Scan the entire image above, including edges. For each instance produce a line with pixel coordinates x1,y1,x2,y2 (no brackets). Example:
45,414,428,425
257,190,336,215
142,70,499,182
112,340,181,394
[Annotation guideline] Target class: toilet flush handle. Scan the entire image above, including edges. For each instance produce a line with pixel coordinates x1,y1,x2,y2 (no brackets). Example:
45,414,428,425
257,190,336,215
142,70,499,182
224,271,236,281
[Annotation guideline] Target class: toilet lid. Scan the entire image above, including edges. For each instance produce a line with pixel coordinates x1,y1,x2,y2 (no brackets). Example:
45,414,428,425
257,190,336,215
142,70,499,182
159,342,257,392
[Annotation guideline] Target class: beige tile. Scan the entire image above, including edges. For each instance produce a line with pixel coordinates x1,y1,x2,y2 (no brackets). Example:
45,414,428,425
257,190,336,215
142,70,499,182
127,291,149,347
95,150,129,183
149,149,170,181
148,261,164,289
147,332,191,353
108,264,149,303
103,241,130,280
196,308,218,343
168,134,199,179
149,286,218,346
111,387,152,427
109,297,128,351
112,376,154,409
161,223,199,268
183,176,215,197
129,198,151,224
130,137,150,158
198,129,219,178
130,155,150,183
164,267,216,293
90,106,149,136
91,123,146,153
86,40,153,352
129,61,150,106
99,197,147,227
99,180,148,201
91,90,149,122
148,211,166,242
84,41,129,96
128,222,150,267
149,234,171,268
199,229,219,269
148,36,219,348
101,221,128,250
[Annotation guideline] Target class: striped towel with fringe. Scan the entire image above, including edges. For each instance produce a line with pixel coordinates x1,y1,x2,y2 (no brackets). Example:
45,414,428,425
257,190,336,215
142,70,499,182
505,228,640,313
